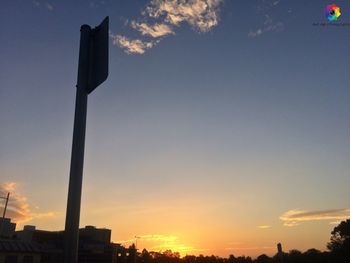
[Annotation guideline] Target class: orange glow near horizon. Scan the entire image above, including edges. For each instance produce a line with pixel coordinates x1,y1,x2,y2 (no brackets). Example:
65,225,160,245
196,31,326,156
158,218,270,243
2,181,341,259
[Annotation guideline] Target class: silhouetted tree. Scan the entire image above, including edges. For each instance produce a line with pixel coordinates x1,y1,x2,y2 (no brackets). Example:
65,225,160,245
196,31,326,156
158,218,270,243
183,255,196,263
235,256,252,263
327,219,350,262
227,254,236,263
328,219,350,252
287,250,302,263
255,254,271,263
302,249,327,263
140,249,152,263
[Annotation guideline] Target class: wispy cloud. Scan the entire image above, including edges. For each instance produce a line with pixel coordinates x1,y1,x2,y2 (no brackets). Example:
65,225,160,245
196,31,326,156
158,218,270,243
110,35,155,55
32,0,54,11
0,182,56,225
89,0,106,9
116,234,178,245
225,246,275,251
257,225,271,229
249,0,285,38
280,209,350,227
248,14,284,38
131,22,175,38
140,234,178,242
112,0,224,54
45,3,54,11
225,241,275,251
329,221,341,225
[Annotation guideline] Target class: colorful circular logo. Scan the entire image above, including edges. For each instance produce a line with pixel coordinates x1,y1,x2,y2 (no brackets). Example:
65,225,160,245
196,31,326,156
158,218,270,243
325,4,341,21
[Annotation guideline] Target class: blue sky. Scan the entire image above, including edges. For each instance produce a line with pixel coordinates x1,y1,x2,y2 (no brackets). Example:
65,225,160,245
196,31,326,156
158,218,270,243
1,0,350,257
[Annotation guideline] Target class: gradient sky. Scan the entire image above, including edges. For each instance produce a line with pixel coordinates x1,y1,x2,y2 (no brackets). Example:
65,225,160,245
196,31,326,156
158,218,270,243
1,0,350,258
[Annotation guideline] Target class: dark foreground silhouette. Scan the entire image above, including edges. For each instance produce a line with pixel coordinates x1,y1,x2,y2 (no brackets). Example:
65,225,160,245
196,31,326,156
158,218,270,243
0,218,349,262
137,219,350,263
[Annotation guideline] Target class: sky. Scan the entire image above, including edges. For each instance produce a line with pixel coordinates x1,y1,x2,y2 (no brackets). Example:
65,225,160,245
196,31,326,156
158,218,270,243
1,0,350,258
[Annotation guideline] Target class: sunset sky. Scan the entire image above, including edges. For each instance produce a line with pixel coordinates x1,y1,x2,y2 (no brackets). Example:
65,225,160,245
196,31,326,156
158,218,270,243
1,0,350,258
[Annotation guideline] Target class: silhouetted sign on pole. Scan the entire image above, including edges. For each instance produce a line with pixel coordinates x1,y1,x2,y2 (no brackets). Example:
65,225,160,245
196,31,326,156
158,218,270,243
86,16,109,94
64,16,109,263
75,16,109,94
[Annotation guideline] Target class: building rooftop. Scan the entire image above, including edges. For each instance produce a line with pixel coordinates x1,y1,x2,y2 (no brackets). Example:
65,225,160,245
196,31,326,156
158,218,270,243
0,239,42,253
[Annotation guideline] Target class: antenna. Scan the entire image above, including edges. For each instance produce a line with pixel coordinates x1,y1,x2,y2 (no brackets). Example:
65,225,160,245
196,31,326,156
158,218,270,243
0,192,10,237
0,192,10,219
134,236,141,263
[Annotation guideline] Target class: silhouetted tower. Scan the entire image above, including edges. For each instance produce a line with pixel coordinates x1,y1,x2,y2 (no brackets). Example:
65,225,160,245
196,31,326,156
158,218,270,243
277,243,284,263
63,17,109,263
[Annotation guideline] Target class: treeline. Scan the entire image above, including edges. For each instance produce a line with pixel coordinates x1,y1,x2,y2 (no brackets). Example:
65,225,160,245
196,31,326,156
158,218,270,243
135,219,350,263
137,248,347,263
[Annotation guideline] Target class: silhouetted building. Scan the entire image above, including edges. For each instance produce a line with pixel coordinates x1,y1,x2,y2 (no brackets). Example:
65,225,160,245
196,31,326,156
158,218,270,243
12,225,135,263
0,239,42,263
15,226,64,249
0,221,134,263
0,218,16,239
79,225,111,244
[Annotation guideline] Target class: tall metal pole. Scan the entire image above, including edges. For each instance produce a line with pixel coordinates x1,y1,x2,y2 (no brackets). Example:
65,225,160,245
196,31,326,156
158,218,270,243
63,24,91,263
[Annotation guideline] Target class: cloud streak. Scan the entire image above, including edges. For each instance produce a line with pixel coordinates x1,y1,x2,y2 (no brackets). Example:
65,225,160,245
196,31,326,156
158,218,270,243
248,0,285,38
257,225,271,229
131,22,175,38
248,14,284,38
225,246,275,251
112,0,223,54
280,209,350,227
0,182,56,225
111,35,155,55
32,0,54,11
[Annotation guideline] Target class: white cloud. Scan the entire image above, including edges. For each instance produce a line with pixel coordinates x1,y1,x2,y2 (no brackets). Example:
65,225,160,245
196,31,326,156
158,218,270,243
0,182,56,225
145,0,223,32
280,209,350,227
111,35,155,55
131,22,175,38
113,0,224,54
